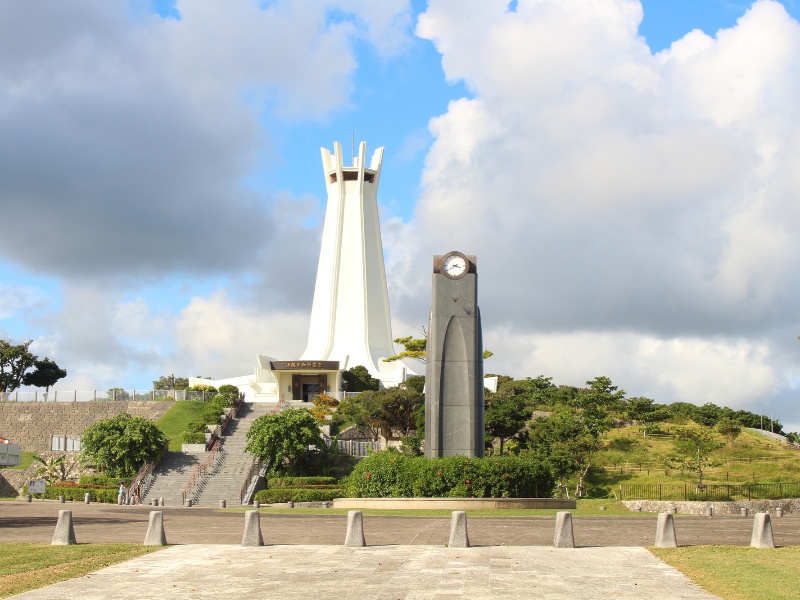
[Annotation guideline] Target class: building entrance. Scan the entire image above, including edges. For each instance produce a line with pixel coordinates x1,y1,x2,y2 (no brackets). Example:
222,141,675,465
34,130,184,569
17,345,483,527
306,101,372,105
292,374,328,402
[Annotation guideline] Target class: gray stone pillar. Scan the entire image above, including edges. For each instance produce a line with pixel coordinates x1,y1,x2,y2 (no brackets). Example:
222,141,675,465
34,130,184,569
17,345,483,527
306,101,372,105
344,510,366,547
242,510,264,546
143,511,167,546
52,510,77,545
553,512,575,548
448,511,470,548
655,512,677,548
84,493,91,504
750,513,775,549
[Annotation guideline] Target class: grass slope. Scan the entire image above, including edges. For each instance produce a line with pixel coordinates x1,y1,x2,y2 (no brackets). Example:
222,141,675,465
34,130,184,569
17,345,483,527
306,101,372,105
585,424,800,497
0,543,162,599
156,401,207,451
652,546,800,600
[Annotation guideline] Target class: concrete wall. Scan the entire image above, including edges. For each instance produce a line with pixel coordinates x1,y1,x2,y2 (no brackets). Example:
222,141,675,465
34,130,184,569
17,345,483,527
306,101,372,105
0,401,174,452
623,499,800,515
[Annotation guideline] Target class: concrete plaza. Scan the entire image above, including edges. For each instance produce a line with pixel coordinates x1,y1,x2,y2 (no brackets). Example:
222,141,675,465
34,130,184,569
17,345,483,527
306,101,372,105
3,500,797,599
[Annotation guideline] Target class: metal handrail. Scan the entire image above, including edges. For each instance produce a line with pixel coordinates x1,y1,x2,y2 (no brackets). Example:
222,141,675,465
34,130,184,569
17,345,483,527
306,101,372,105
181,438,221,504
238,459,262,504
127,440,168,503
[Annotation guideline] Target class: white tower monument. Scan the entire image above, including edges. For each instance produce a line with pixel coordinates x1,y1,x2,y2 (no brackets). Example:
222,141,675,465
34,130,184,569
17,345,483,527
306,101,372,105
188,140,406,401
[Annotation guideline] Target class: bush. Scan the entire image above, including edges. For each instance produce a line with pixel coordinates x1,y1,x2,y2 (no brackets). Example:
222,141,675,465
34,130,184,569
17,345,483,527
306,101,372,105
254,487,343,503
267,476,338,488
182,431,206,444
22,484,119,503
78,475,125,488
342,452,554,499
202,397,230,424
81,413,169,478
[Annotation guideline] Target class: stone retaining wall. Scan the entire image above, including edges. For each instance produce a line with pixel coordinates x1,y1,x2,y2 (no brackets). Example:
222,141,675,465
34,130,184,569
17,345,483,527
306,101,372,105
623,499,800,514
0,401,173,452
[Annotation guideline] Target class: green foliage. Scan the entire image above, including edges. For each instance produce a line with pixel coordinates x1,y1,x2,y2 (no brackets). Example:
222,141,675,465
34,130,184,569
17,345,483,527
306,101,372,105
694,403,722,427
341,365,380,392
0,339,38,394
156,401,207,451
484,384,532,455
716,417,743,445
626,397,670,436
22,483,119,503
254,487,342,503
106,388,129,401
182,431,206,444
81,413,168,477
78,475,124,487
22,357,67,392
152,375,189,390
404,375,425,394
245,408,323,473
186,384,217,393
333,391,384,440
342,452,554,498
33,455,69,483
267,476,337,487
311,394,339,422
377,387,423,436
385,335,428,363
668,427,724,486
201,395,231,423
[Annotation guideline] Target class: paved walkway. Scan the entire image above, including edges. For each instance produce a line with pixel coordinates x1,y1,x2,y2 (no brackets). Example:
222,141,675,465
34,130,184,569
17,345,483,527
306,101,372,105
9,544,721,599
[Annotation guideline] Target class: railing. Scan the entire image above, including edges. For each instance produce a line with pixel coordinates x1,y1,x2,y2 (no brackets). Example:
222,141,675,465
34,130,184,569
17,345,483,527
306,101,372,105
619,482,800,502
238,459,265,505
181,438,222,504
0,389,221,402
127,441,169,503
322,434,379,457
592,454,799,474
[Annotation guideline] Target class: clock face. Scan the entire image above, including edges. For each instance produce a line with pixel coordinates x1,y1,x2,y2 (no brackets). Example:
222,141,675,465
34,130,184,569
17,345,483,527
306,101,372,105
442,252,468,279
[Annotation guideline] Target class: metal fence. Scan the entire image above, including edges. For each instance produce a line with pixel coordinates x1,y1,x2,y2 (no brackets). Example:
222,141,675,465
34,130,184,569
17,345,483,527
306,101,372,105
619,482,800,502
0,389,221,402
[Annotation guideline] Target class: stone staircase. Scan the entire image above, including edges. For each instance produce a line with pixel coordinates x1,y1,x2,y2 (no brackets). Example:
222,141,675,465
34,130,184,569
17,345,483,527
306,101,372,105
143,402,273,507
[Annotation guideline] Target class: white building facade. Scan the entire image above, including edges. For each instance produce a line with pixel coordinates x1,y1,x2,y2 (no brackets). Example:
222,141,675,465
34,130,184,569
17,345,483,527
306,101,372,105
189,141,407,402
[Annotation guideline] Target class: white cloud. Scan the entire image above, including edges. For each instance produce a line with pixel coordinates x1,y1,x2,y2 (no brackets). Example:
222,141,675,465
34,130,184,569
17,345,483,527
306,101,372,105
385,0,800,427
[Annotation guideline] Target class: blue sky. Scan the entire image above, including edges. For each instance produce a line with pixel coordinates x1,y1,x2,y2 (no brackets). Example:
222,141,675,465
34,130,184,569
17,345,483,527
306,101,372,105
1,0,800,431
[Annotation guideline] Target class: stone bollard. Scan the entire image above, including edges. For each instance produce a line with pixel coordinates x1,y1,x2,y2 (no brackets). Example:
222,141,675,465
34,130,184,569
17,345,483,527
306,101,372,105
26,494,32,502
254,501,260,509
634,505,642,512
655,512,678,548
344,510,366,547
184,498,192,507
704,506,713,517
740,507,749,517
59,495,65,503
553,511,575,548
143,511,167,546
242,510,264,546
118,493,124,505
52,510,77,545
750,513,775,549
159,497,164,507
220,500,226,509
775,507,783,518
84,493,91,504
288,502,294,508
151,498,159,506
448,511,470,548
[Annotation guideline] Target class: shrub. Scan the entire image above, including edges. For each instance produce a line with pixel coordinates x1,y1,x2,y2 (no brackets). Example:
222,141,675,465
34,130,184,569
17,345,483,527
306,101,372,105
182,431,206,444
23,484,119,503
78,475,125,487
267,476,338,488
342,452,554,499
254,487,343,503
81,413,168,478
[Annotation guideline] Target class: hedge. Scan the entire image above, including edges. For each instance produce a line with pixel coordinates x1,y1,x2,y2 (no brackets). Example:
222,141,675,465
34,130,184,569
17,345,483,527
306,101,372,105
23,485,119,503
78,476,126,487
267,477,338,488
342,453,554,498
254,487,343,503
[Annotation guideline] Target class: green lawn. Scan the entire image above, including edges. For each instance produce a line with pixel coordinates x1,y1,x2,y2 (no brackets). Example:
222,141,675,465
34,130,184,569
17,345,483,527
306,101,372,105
156,401,207,451
4,450,37,471
0,543,162,599
652,545,800,600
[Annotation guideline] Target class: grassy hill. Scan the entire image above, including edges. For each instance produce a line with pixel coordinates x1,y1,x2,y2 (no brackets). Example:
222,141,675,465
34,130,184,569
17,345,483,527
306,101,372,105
584,423,800,498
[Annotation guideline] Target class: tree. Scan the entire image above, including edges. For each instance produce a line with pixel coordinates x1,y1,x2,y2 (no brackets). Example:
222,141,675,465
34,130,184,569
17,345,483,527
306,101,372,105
0,339,37,394
716,417,742,446
153,375,189,390
384,331,493,364
33,454,81,483
311,393,339,423
23,358,67,397
484,387,532,455
81,414,168,477
694,403,722,428
245,408,322,474
341,365,380,393
526,407,600,498
378,387,423,437
668,428,723,487
626,397,668,437
333,391,386,440
404,375,425,394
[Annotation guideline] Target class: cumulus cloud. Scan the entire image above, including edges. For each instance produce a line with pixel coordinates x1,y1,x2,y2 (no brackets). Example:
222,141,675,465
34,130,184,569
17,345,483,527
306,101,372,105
0,0,411,279
388,0,800,427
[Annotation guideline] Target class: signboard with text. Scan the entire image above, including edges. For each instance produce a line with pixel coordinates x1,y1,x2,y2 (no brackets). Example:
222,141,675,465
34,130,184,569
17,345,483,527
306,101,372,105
270,361,340,371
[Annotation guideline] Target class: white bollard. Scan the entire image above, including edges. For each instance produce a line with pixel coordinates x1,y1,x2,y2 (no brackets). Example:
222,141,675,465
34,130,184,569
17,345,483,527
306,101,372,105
242,510,264,546
143,511,167,546
775,507,783,518
84,493,91,504
704,506,713,517
553,511,575,548
655,512,678,548
448,511,470,548
750,513,775,549
344,510,366,547
52,510,77,545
